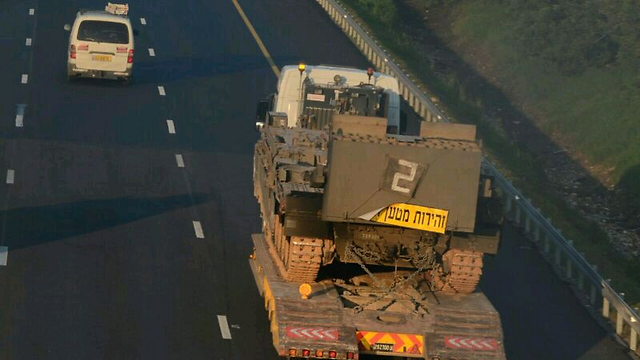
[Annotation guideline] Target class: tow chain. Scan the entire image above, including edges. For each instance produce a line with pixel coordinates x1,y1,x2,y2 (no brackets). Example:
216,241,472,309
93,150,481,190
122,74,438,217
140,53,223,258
344,242,436,314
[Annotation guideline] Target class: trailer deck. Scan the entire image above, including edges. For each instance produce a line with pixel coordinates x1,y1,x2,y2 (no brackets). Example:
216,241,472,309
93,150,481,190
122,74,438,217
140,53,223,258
249,233,507,359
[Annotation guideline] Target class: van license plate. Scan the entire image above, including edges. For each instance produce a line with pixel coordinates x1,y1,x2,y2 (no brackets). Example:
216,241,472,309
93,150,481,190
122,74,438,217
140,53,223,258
92,55,112,62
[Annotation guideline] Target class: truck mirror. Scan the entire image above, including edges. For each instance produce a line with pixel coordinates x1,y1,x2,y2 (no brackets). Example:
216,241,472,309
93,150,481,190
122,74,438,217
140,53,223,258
64,24,71,31
256,100,270,123
255,121,265,131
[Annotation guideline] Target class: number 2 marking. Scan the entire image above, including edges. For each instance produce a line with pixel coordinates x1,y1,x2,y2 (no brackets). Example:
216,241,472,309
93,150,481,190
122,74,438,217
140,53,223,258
391,159,418,194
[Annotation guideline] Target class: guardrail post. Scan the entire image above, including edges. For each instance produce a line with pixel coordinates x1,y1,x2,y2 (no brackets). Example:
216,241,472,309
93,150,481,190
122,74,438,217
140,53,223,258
590,283,597,306
566,258,573,279
616,311,623,336
525,215,531,233
603,297,610,318
578,271,584,291
544,235,550,254
631,328,637,351
533,223,540,242
554,245,561,267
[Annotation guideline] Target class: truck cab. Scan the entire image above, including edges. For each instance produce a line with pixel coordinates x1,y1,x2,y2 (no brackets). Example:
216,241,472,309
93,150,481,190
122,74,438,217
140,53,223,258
257,65,401,134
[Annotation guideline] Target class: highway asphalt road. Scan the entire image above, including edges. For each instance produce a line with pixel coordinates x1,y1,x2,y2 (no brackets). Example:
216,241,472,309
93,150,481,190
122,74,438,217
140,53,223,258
0,0,631,359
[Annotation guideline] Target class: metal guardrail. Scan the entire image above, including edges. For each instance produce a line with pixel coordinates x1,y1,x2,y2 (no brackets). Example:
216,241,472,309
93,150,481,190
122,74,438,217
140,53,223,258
313,0,640,355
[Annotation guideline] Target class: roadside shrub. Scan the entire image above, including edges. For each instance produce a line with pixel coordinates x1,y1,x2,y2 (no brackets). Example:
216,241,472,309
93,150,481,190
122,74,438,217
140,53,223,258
356,0,398,26
503,0,618,75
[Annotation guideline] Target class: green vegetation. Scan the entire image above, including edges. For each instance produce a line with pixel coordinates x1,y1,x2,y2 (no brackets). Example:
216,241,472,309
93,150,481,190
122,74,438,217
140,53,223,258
451,0,640,196
335,0,640,302
352,0,397,26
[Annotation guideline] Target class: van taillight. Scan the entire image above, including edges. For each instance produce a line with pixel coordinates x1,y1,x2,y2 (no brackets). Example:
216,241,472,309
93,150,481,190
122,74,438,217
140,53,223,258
69,44,76,59
128,49,134,63
329,350,337,358
346,352,355,359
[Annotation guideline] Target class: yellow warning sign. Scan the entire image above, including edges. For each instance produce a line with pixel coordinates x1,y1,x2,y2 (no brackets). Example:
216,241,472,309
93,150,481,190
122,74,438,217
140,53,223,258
357,331,424,356
371,203,449,234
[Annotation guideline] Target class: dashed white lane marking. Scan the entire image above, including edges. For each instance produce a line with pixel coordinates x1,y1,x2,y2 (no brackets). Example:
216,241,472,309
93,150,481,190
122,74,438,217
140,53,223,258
0,246,7,266
140,17,146,25
6,170,15,184
175,154,185,168
15,104,26,128
157,86,165,96
29,8,34,15
192,221,205,239
166,120,176,134
148,48,155,57
217,315,232,339
26,38,32,46
21,74,28,84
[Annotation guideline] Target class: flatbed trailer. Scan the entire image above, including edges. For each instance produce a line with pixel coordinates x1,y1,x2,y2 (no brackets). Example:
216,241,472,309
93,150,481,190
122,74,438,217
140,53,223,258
249,233,507,360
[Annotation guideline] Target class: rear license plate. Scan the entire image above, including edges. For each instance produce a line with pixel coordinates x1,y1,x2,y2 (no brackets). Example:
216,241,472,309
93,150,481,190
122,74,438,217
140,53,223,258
92,55,112,62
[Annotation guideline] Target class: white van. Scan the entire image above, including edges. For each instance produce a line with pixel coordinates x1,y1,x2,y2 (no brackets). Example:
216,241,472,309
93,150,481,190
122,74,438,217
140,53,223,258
64,3,135,82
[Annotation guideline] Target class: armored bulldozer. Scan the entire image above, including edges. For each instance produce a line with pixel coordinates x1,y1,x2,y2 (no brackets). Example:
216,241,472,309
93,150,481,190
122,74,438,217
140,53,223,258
253,67,502,295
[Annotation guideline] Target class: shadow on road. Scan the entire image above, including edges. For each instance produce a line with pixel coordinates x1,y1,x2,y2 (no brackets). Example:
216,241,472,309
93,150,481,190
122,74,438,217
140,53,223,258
132,53,298,85
0,193,210,250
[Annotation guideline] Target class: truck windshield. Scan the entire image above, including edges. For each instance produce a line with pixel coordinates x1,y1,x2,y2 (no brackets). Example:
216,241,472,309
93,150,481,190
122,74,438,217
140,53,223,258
77,20,129,44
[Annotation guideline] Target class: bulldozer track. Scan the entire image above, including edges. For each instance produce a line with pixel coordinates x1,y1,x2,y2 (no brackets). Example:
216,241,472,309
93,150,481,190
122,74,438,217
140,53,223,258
429,249,483,294
281,237,323,283
270,214,324,283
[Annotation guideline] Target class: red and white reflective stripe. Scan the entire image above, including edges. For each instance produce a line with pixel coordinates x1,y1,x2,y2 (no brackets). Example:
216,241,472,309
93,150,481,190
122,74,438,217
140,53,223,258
77,44,88,51
444,336,499,351
285,326,339,341
117,46,128,53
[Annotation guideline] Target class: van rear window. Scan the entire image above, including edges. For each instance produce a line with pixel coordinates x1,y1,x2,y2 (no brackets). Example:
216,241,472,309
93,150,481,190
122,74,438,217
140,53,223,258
77,20,129,44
